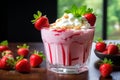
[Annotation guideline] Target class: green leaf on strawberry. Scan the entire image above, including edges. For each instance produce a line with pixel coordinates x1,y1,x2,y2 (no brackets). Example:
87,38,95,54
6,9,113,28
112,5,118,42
64,5,93,18
17,43,29,49
99,58,113,78
31,10,50,31
31,11,42,24
33,50,46,60
64,4,96,26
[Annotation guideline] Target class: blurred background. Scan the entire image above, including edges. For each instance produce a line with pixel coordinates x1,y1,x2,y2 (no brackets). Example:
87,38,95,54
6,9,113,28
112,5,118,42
1,0,120,42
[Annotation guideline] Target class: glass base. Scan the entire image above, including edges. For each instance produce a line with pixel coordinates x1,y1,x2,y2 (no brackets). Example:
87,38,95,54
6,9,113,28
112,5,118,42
47,62,88,74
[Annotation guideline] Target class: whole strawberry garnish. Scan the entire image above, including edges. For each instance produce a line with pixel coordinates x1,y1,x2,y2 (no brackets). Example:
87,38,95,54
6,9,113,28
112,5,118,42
84,13,96,26
107,43,118,55
0,40,9,52
95,38,106,52
15,56,30,73
99,58,113,78
31,11,49,31
17,44,29,57
30,50,45,68
64,5,96,26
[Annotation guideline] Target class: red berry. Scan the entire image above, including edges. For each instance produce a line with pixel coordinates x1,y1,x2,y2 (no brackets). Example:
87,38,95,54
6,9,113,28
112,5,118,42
84,13,96,26
17,44,29,57
31,11,49,31
30,50,45,68
0,55,14,70
34,16,49,30
100,63,112,78
15,59,30,73
99,58,113,78
96,42,106,52
17,48,29,57
30,54,43,67
107,44,118,54
0,40,9,52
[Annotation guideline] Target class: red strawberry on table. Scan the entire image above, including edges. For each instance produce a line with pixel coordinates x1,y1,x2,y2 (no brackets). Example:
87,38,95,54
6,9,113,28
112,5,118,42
95,38,106,52
0,55,14,70
84,13,96,26
15,57,30,73
17,44,29,57
0,40,9,52
31,11,50,31
99,58,113,78
30,50,45,68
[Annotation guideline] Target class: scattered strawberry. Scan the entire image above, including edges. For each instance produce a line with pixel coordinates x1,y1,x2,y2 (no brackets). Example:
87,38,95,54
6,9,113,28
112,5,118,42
84,13,96,26
0,40,9,52
0,55,14,70
30,50,45,68
15,57,30,73
17,44,29,57
31,11,49,31
95,38,106,52
107,43,118,55
99,58,113,78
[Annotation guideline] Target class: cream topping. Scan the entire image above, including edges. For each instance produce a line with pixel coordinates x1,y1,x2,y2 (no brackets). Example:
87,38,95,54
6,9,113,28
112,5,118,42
50,13,91,30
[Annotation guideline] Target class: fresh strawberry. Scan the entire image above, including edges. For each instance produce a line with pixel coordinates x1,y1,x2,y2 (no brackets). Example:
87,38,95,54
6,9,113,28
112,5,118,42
99,58,113,78
84,13,96,26
95,38,106,52
17,44,29,57
30,50,45,68
31,11,49,31
15,57,30,73
0,55,14,70
107,44,118,55
0,40,9,52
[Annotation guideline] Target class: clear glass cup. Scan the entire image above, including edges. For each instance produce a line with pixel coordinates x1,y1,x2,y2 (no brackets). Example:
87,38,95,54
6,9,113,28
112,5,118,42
41,27,94,74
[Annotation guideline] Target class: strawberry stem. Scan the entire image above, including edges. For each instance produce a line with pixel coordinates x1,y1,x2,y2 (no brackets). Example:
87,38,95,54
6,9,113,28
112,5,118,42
33,50,46,60
102,58,113,65
94,37,104,43
31,11,42,24
17,43,29,49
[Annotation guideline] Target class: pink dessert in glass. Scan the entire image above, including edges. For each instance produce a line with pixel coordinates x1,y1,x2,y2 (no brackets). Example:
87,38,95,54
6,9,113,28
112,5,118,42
32,5,96,74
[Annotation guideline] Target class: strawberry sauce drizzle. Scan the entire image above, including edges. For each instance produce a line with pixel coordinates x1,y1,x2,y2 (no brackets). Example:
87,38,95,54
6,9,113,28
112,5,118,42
64,33,80,41
48,43,53,64
61,44,66,65
83,47,87,63
72,57,79,61
69,52,71,66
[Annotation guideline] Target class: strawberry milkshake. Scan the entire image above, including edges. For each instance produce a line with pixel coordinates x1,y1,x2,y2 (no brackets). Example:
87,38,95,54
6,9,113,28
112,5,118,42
31,5,96,74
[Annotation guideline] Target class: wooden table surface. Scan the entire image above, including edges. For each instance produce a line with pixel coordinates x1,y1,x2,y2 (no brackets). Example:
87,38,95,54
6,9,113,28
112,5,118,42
0,40,120,80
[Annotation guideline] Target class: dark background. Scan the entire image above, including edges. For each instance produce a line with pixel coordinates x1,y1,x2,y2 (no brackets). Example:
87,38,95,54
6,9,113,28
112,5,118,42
0,0,57,42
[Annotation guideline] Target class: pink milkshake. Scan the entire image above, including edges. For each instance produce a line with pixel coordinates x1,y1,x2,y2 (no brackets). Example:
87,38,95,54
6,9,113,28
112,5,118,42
41,5,96,73
31,5,96,74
